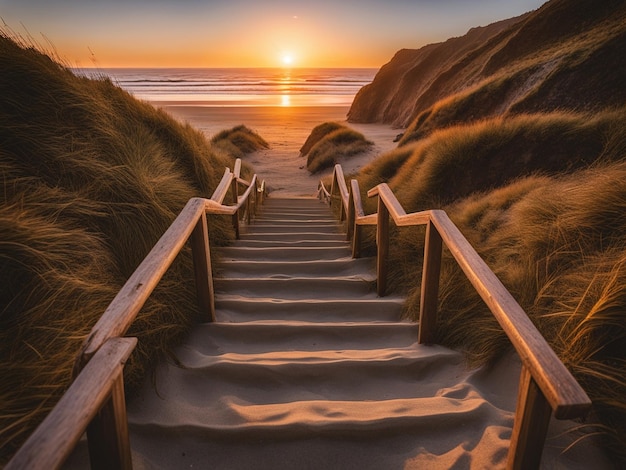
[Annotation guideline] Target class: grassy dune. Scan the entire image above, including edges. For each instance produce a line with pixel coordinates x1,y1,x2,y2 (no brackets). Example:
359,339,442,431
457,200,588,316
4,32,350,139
0,34,266,461
299,122,373,173
350,0,626,131
351,108,626,460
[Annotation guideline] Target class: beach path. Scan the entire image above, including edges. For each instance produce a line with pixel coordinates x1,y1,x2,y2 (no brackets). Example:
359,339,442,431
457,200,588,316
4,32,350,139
107,196,523,469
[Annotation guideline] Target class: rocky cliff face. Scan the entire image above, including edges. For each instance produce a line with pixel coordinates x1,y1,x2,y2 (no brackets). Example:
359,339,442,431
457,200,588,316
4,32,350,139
348,0,626,134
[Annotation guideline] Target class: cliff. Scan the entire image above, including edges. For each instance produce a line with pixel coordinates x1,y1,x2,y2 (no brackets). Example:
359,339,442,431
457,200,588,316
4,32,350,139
348,0,626,135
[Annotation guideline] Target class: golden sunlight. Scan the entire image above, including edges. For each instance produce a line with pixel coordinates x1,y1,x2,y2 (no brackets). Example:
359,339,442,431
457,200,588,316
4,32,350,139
281,54,294,66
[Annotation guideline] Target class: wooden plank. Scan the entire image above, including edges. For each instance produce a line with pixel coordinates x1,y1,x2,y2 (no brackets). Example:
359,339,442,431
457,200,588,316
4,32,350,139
418,220,442,344
350,179,365,218
507,366,552,469
7,338,136,470
429,210,591,418
332,164,350,221
79,198,207,362
356,213,377,226
376,198,390,296
370,184,407,226
397,211,431,227
237,175,257,211
233,158,242,179
210,168,233,204
190,212,215,322
236,177,251,188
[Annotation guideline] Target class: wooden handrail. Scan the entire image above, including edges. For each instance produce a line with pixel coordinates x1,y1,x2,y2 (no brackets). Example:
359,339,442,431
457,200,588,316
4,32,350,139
79,163,259,366
368,182,591,469
320,168,592,469
9,158,264,469
210,168,233,204
7,337,137,470
50,158,260,469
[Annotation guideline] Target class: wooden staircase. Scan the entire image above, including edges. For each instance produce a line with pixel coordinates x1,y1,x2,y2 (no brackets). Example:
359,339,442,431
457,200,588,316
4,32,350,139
111,197,516,469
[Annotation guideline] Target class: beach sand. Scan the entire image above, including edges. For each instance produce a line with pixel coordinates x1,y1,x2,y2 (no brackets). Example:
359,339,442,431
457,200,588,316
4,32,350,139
155,103,401,196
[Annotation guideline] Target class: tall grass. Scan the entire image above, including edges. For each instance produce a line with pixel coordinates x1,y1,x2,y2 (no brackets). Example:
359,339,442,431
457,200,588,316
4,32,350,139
353,108,626,461
0,34,262,461
387,111,624,212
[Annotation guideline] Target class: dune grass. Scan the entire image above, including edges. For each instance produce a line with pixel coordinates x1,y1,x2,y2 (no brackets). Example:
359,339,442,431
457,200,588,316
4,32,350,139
298,121,345,157
302,122,373,174
352,108,626,461
0,34,262,461
211,124,269,160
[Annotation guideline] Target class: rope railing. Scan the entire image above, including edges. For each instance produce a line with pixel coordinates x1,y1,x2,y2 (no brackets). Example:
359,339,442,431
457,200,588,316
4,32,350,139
7,158,265,470
320,165,592,470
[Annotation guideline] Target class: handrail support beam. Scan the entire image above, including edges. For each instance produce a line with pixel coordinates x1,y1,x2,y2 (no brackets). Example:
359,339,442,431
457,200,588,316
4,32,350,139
418,220,443,344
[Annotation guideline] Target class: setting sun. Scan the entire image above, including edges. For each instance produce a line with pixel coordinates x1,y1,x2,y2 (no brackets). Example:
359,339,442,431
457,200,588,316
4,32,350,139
281,54,294,66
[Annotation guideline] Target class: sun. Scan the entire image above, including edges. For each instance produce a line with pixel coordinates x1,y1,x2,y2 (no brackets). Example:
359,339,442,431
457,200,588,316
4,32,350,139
281,54,294,66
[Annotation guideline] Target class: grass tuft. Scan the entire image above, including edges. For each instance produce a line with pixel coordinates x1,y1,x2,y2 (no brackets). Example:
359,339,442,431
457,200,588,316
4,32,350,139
304,123,373,174
211,124,269,159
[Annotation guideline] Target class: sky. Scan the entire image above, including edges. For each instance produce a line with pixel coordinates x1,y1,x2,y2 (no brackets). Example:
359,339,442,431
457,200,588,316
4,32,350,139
0,0,547,68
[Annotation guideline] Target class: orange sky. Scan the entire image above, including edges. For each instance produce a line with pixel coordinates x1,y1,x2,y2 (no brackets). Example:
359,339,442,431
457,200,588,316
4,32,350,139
0,1,547,68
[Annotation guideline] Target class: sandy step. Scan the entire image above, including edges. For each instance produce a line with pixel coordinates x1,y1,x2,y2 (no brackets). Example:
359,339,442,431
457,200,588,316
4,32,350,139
215,297,405,322
253,211,336,219
128,395,504,440
121,421,511,470
214,277,377,299
217,246,352,261
262,198,328,207
231,239,349,248
238,231,346,242
128,348,466,413
241,223,344,234
182,321,418,354
216,258,375,277
249,214,341,224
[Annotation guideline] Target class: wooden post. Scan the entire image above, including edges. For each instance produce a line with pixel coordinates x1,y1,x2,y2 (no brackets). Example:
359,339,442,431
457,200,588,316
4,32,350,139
232,213,240,239
347,191,355,241
418,220,442,344
231,175,240,239
376,198,389,296
190,212,215,322
86,375,132,470
352,223,362,259
507,365,552,470
253,180,259,216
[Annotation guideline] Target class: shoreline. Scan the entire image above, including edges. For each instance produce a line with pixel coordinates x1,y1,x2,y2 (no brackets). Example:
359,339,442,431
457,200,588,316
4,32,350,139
154,103,402,196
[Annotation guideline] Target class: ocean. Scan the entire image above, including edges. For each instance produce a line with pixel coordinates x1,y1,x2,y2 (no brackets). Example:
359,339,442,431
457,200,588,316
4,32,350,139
74,67,377,107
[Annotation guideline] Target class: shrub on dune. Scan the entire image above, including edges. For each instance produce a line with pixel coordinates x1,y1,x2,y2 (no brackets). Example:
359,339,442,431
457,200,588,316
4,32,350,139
306,126,373,174
211,124,269,159
299,121,344,157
